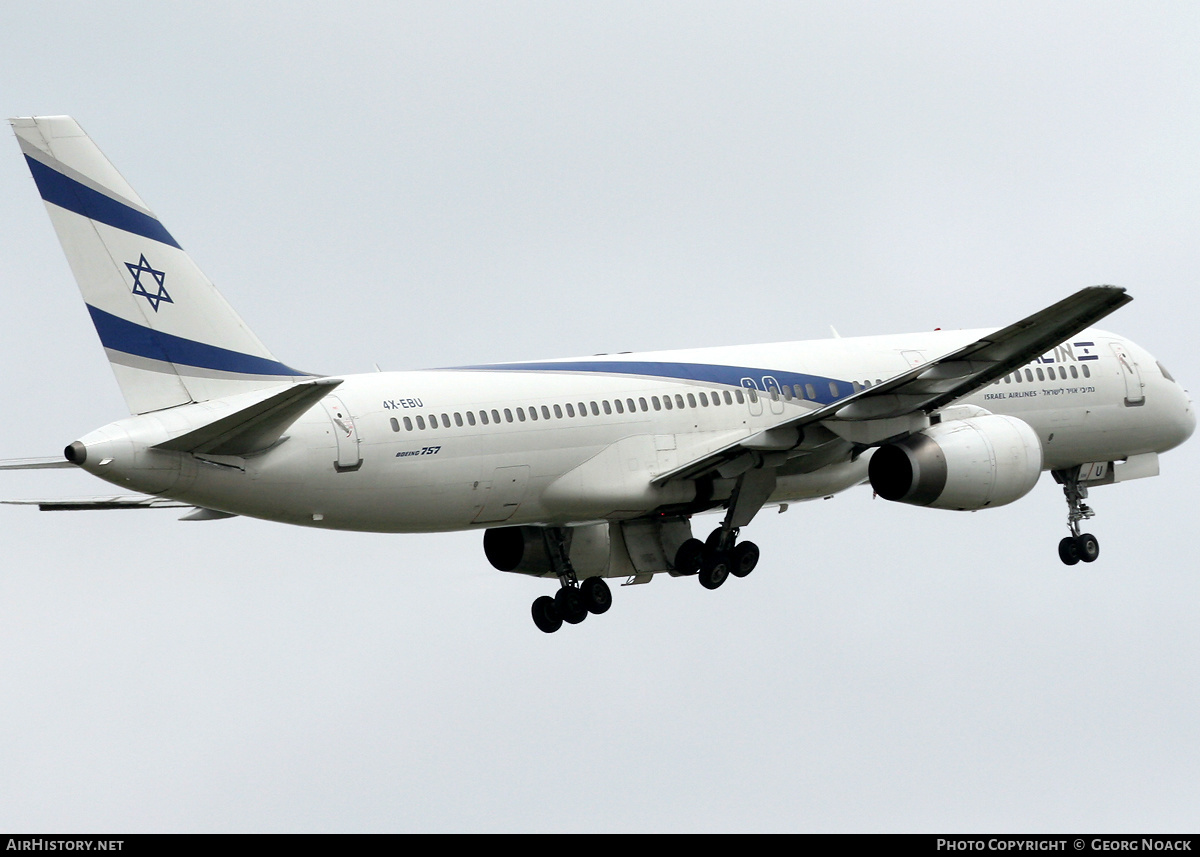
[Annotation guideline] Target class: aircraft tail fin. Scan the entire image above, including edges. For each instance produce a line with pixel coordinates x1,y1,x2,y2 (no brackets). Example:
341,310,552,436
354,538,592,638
10,116,309,415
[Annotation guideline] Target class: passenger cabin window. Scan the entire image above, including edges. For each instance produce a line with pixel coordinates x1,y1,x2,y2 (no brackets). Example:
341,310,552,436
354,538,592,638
591,401,600,416
663,396,673,410
504,408,513,423
516,407,526,422
466,412,476,426
416,415,426,430
403,417,413,431
491,409,501,424
805,383,816,399
454,412,464,427
390,417,400,432
603,400,612,415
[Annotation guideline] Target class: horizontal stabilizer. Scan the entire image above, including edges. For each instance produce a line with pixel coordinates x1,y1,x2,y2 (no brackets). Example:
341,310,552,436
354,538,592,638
2,495,188,511
0,457,75,470
154,377,342,455
179,507,239,521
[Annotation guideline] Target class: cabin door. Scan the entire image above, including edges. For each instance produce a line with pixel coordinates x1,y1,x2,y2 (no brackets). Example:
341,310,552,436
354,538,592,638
322,395,363,472
1109,342,1145,406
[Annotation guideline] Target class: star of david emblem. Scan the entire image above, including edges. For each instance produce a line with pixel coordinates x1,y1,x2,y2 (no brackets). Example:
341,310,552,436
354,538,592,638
125,254,172,312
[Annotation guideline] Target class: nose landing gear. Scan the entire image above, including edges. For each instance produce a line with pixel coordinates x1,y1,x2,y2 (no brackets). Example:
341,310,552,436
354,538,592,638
1054,467,1100,566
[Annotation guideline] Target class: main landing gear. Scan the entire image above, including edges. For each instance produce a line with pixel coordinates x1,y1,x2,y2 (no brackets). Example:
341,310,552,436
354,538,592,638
672,527,760,590
530,527,613,634
1054,467,1100,566
531,576,612,634
672,466,772,590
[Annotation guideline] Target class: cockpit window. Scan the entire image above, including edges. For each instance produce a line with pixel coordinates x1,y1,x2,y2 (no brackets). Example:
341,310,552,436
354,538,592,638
1158,361,1176,382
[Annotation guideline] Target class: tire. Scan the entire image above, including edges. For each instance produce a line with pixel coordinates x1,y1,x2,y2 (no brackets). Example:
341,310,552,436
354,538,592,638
1075,533,1100,563
580,576,612,615
555,586,588,624
673,538,704,575
1058,536,1080,566
730,541,760,578
698,549,730,590
531,595,562,633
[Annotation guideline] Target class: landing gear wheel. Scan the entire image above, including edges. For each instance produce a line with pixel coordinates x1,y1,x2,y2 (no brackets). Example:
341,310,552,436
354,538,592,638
674,539,704,575
580,576,612,614
1058,537,1080,566
1075,533,1100,563
730,541,759,578
555,586,588,624
698,549,730,590
531,595,562,633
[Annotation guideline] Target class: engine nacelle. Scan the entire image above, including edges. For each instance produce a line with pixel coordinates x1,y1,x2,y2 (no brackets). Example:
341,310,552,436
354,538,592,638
868,414,1043,511
483,524,611,578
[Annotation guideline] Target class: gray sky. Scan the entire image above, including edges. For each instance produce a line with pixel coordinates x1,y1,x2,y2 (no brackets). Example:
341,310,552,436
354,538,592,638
2,1,1198,832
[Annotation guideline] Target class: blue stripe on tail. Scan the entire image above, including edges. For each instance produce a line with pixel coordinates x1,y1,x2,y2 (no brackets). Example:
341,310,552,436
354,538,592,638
86,305,307,377
26,155,182,249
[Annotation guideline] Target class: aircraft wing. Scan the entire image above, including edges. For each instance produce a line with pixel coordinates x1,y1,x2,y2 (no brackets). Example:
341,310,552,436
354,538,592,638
653,285,1132,485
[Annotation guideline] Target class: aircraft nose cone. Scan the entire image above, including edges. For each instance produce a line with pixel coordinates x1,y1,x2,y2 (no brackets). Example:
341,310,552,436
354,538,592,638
1180,390,1196,443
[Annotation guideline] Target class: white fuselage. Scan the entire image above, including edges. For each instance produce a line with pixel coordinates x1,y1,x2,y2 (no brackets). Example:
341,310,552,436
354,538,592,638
72,326,1195,533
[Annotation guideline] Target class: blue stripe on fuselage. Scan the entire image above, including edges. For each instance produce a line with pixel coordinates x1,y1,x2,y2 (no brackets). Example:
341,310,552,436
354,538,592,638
86,305,306,377
25,155,182,249
447,360,852,406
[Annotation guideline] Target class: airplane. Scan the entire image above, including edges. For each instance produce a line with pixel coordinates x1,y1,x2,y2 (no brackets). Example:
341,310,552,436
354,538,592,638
2,115,1194,634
